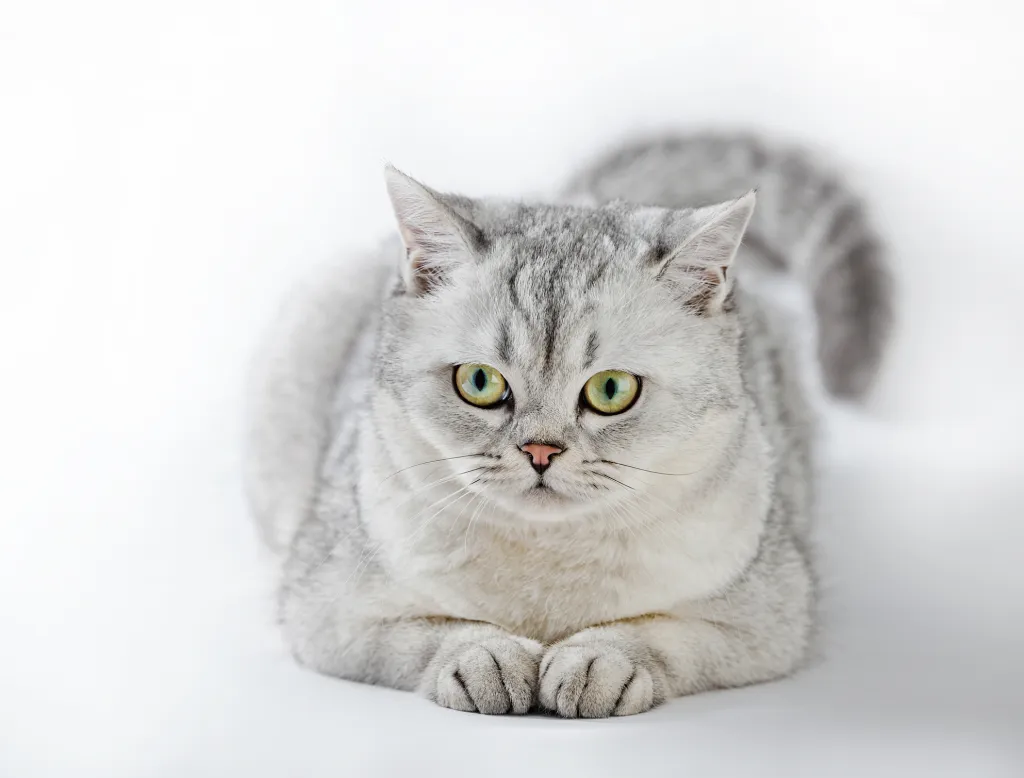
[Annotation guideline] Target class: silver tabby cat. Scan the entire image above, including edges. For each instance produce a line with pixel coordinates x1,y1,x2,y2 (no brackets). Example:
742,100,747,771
246,134,890,717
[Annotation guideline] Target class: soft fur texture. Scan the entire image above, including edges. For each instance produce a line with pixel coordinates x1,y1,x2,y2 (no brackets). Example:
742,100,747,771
245,133,891,717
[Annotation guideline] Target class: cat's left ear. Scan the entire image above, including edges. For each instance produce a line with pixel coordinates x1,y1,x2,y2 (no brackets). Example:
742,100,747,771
384,165,484,296
650,192,756,315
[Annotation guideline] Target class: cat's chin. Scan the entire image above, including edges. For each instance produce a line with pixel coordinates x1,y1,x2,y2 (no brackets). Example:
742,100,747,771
487,483,610,523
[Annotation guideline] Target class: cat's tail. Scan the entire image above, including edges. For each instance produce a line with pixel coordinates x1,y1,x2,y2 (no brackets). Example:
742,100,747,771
565,133,893,400
244,252,394,553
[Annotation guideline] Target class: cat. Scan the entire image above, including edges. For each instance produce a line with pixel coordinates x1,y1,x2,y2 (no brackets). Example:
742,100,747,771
245,133,891,717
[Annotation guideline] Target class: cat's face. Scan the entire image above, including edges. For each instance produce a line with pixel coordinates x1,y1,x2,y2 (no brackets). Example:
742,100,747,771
375,168,753,523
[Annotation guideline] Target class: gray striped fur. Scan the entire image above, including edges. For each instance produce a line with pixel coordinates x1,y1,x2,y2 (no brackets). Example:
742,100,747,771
245,133,891,717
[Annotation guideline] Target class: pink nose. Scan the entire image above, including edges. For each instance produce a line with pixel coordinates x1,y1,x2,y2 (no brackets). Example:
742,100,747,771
521,442,563,473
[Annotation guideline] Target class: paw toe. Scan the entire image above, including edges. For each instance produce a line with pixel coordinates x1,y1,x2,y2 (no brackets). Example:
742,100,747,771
431,635,540,715
612,667,654,716
540,641,658,719
577,655,634,718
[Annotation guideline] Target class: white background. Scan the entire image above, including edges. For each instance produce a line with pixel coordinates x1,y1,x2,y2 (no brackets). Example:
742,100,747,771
1,2,1022,776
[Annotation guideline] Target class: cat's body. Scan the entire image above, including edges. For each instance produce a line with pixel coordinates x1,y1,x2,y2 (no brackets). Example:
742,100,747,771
246,134,890,716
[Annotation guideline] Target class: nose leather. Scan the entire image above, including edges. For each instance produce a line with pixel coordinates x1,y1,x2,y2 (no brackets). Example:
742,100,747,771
521,442,562,473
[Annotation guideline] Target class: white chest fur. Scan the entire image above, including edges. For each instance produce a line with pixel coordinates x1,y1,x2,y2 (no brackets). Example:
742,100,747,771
364,456,768,644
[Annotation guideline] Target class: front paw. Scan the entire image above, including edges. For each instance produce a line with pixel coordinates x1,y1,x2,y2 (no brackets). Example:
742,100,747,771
428,635,543,715
539,639,664,718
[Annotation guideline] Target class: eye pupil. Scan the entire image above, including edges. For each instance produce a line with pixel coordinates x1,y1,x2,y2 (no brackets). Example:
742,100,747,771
455,364,508,408
582,370,639,415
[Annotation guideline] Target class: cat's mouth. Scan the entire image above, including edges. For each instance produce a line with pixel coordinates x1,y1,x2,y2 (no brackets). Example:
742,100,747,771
471,466,597,517
524,480,570,503
532,481,565,497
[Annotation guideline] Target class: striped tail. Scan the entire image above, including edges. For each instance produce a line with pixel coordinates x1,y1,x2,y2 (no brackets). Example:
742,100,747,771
565,133,893,400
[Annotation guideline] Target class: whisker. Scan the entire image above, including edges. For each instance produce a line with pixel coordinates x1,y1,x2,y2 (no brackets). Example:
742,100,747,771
386,475,490,565
592,471,636,491
298,471,492,663
607,502,638,540
587,470,685,525
342,480,483,592
404,482,477,527
308,465,490,581
628,480,687,518
596,459,703,477
376,465,489,511
377,453,489,486
447,490,482,543
463,485,491,557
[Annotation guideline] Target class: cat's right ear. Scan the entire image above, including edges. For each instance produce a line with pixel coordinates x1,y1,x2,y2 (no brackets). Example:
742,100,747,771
384,165,482,295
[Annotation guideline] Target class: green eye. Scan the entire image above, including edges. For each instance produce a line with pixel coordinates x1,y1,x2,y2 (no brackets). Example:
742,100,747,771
454,363,509,408
582,370,640,415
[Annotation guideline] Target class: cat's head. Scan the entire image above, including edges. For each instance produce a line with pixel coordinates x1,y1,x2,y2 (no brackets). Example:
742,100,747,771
374,166,754,523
